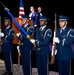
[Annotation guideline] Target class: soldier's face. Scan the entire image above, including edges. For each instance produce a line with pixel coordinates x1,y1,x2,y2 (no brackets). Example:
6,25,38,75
59,21,67,28
22,19,28,25
40,20,45,26
4,21,9,27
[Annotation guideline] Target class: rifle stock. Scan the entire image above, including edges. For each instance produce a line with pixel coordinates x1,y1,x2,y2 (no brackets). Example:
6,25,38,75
50,13,57,64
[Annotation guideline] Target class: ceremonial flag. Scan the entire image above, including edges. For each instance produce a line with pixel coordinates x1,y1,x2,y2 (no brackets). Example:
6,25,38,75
19,0,25,25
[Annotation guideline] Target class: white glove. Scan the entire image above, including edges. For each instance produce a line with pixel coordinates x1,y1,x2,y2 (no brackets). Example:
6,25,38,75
30,39,35,44
55,50,57,55
16,33,21,37
29,18,31,20
17,46,21,56
0,32,4,37
34,25,37,27
53,37,60,43
51,46,57,56
17,46,20,51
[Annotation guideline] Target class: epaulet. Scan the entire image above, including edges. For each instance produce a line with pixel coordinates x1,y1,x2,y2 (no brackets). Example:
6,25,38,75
43,28,52,40
67,29,74,37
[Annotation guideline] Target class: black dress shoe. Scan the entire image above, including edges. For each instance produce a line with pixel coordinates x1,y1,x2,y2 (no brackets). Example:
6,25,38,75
2,71,13,75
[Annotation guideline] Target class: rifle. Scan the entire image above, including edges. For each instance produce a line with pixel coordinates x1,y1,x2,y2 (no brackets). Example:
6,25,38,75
50,13,57,64
0,16,2,52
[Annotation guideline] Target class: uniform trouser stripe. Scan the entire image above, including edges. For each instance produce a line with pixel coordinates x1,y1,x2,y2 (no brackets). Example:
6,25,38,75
69,60,71,75
36,53,49,75
21,50,32,75
47,54,49,75
10,52,13,72
3,52,13,72
30,51,32,75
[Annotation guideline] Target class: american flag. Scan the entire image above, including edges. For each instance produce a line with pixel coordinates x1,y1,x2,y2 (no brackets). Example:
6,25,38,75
19,0,25,25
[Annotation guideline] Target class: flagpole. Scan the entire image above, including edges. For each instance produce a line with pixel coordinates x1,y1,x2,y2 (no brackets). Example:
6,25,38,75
17,0,25,67
0,1,30,39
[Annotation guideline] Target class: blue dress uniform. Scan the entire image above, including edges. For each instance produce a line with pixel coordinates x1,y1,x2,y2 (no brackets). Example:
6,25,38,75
56,16,74,75
18,16,34,75
2,17,15,75
35,16,52,75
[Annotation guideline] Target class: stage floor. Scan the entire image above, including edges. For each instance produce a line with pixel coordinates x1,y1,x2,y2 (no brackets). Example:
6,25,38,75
0,59,59,75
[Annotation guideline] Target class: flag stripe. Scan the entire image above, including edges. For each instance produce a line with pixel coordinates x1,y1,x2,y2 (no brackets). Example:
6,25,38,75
19,7,24,10
19,12,25,14
19,9,25,12
19,0,25,25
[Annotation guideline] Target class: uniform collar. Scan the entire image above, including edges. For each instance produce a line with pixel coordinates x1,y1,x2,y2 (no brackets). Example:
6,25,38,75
6,26,10,29
61,25,67,30
40,25,46,30
24,23,29,28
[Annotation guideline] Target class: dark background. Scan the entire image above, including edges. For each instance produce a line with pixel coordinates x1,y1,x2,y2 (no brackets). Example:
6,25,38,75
0,0,74,74
0,0,74,29
0,0,74,41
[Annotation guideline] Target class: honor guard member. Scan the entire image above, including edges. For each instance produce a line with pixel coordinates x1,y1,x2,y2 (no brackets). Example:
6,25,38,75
0,17,15,75
53,15,74,75
30,16,52,75
16,15,34,75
